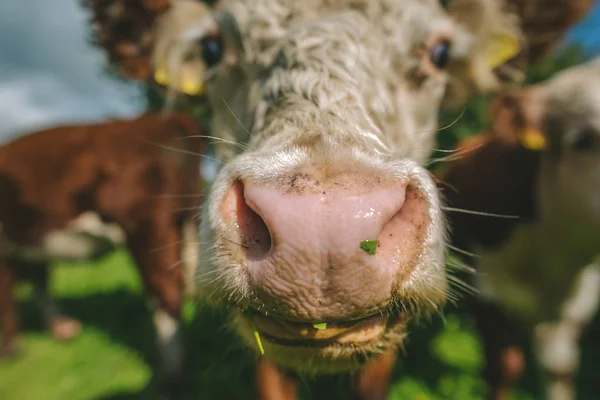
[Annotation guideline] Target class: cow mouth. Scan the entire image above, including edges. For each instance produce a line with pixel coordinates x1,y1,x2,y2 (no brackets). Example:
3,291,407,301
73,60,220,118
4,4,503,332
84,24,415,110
241,310,408,348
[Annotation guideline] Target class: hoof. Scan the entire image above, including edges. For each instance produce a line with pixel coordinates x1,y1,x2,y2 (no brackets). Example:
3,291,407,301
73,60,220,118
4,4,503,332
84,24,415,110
50,316,82,341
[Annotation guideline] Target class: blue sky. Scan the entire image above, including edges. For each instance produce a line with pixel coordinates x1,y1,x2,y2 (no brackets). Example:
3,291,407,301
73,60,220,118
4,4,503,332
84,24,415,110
566,0,600,53
0,0,146,142
0,0,598,142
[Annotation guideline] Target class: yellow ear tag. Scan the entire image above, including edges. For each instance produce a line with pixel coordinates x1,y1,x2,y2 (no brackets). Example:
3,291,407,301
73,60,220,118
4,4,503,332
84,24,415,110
180,76,203,96
154,60,204,96
487,33,521,69
154,63,170,86
178,66,204,96
521,128,547,151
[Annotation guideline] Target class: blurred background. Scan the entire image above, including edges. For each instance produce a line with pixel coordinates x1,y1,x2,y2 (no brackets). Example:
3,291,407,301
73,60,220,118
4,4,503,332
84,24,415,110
0,1,599,399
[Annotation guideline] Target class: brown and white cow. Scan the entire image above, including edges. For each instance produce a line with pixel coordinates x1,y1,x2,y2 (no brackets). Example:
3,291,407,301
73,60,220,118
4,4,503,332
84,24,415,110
442,57,600,400
0,113,206,397
112,1,528,399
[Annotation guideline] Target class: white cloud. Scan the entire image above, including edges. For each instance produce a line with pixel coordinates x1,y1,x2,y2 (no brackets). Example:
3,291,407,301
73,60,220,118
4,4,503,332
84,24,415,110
0,0,146,143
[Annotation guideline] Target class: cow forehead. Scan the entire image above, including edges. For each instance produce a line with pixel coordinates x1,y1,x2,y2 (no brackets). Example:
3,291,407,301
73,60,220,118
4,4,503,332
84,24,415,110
219,0,450,63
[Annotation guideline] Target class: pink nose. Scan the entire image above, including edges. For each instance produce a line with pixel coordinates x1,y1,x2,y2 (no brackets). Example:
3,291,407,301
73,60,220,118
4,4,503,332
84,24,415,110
220,172,428,320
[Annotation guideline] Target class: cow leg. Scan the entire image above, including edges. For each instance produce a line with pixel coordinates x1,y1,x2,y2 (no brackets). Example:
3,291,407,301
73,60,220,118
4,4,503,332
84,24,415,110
469,297,525,400
148,296,184,399
0,262,19,359
256,358,298,400
534,263,600,400
127,223,184,399
351,347,398,400
180,217,199,298
22,262,82,341
534,321,577,400
254,340,396,400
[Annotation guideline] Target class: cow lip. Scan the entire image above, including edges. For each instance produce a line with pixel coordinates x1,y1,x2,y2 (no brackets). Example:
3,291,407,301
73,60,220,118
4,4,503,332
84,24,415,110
244,310,407,347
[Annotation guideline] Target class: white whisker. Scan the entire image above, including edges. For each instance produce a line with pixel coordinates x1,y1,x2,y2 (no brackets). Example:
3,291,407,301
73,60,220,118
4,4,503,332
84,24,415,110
146,141,223,164
173,206,203,212
168,260,183,270
221,96,251,136
437,107,468,133
151,193,206,198
150,241,185,252
442,206,519,219
180,135,249,151
427,142,483,166
447,262,474,277
446,243,479,259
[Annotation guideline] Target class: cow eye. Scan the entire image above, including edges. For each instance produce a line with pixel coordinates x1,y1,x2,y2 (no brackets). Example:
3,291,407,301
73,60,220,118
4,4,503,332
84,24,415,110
200,34,225,68
439,0,453,8
570,128,596,152
430,40,451,69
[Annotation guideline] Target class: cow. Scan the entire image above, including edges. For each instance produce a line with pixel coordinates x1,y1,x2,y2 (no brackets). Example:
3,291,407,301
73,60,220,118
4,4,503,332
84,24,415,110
0,113,206,398
98,1,531,399
501,0,595,62
441,57,600,400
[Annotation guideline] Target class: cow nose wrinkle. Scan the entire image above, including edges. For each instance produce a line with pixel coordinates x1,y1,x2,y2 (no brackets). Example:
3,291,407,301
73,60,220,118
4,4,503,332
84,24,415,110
233,180,272,259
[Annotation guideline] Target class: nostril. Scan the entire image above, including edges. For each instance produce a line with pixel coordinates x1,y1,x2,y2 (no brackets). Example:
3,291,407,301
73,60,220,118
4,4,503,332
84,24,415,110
232,180,272,259
375,185,429,275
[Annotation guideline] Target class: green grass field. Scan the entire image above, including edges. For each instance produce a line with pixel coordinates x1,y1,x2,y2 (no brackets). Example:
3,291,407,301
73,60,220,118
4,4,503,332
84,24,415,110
1,249,599,400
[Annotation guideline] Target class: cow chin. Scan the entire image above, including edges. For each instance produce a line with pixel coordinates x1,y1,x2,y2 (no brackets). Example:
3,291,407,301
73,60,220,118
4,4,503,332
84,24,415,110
232,310,409,373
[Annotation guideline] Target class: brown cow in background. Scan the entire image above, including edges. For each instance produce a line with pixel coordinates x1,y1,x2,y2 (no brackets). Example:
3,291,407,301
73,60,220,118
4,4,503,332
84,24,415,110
442,58,600,400
0,113,206,398
503,0,595,62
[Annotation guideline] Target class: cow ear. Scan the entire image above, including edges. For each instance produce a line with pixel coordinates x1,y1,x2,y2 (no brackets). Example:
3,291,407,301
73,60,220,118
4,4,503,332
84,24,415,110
491,88,547,151
151,1,223,97
440,0,526,109
83,0,172,81
485,31,521,70
444,0,525,86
